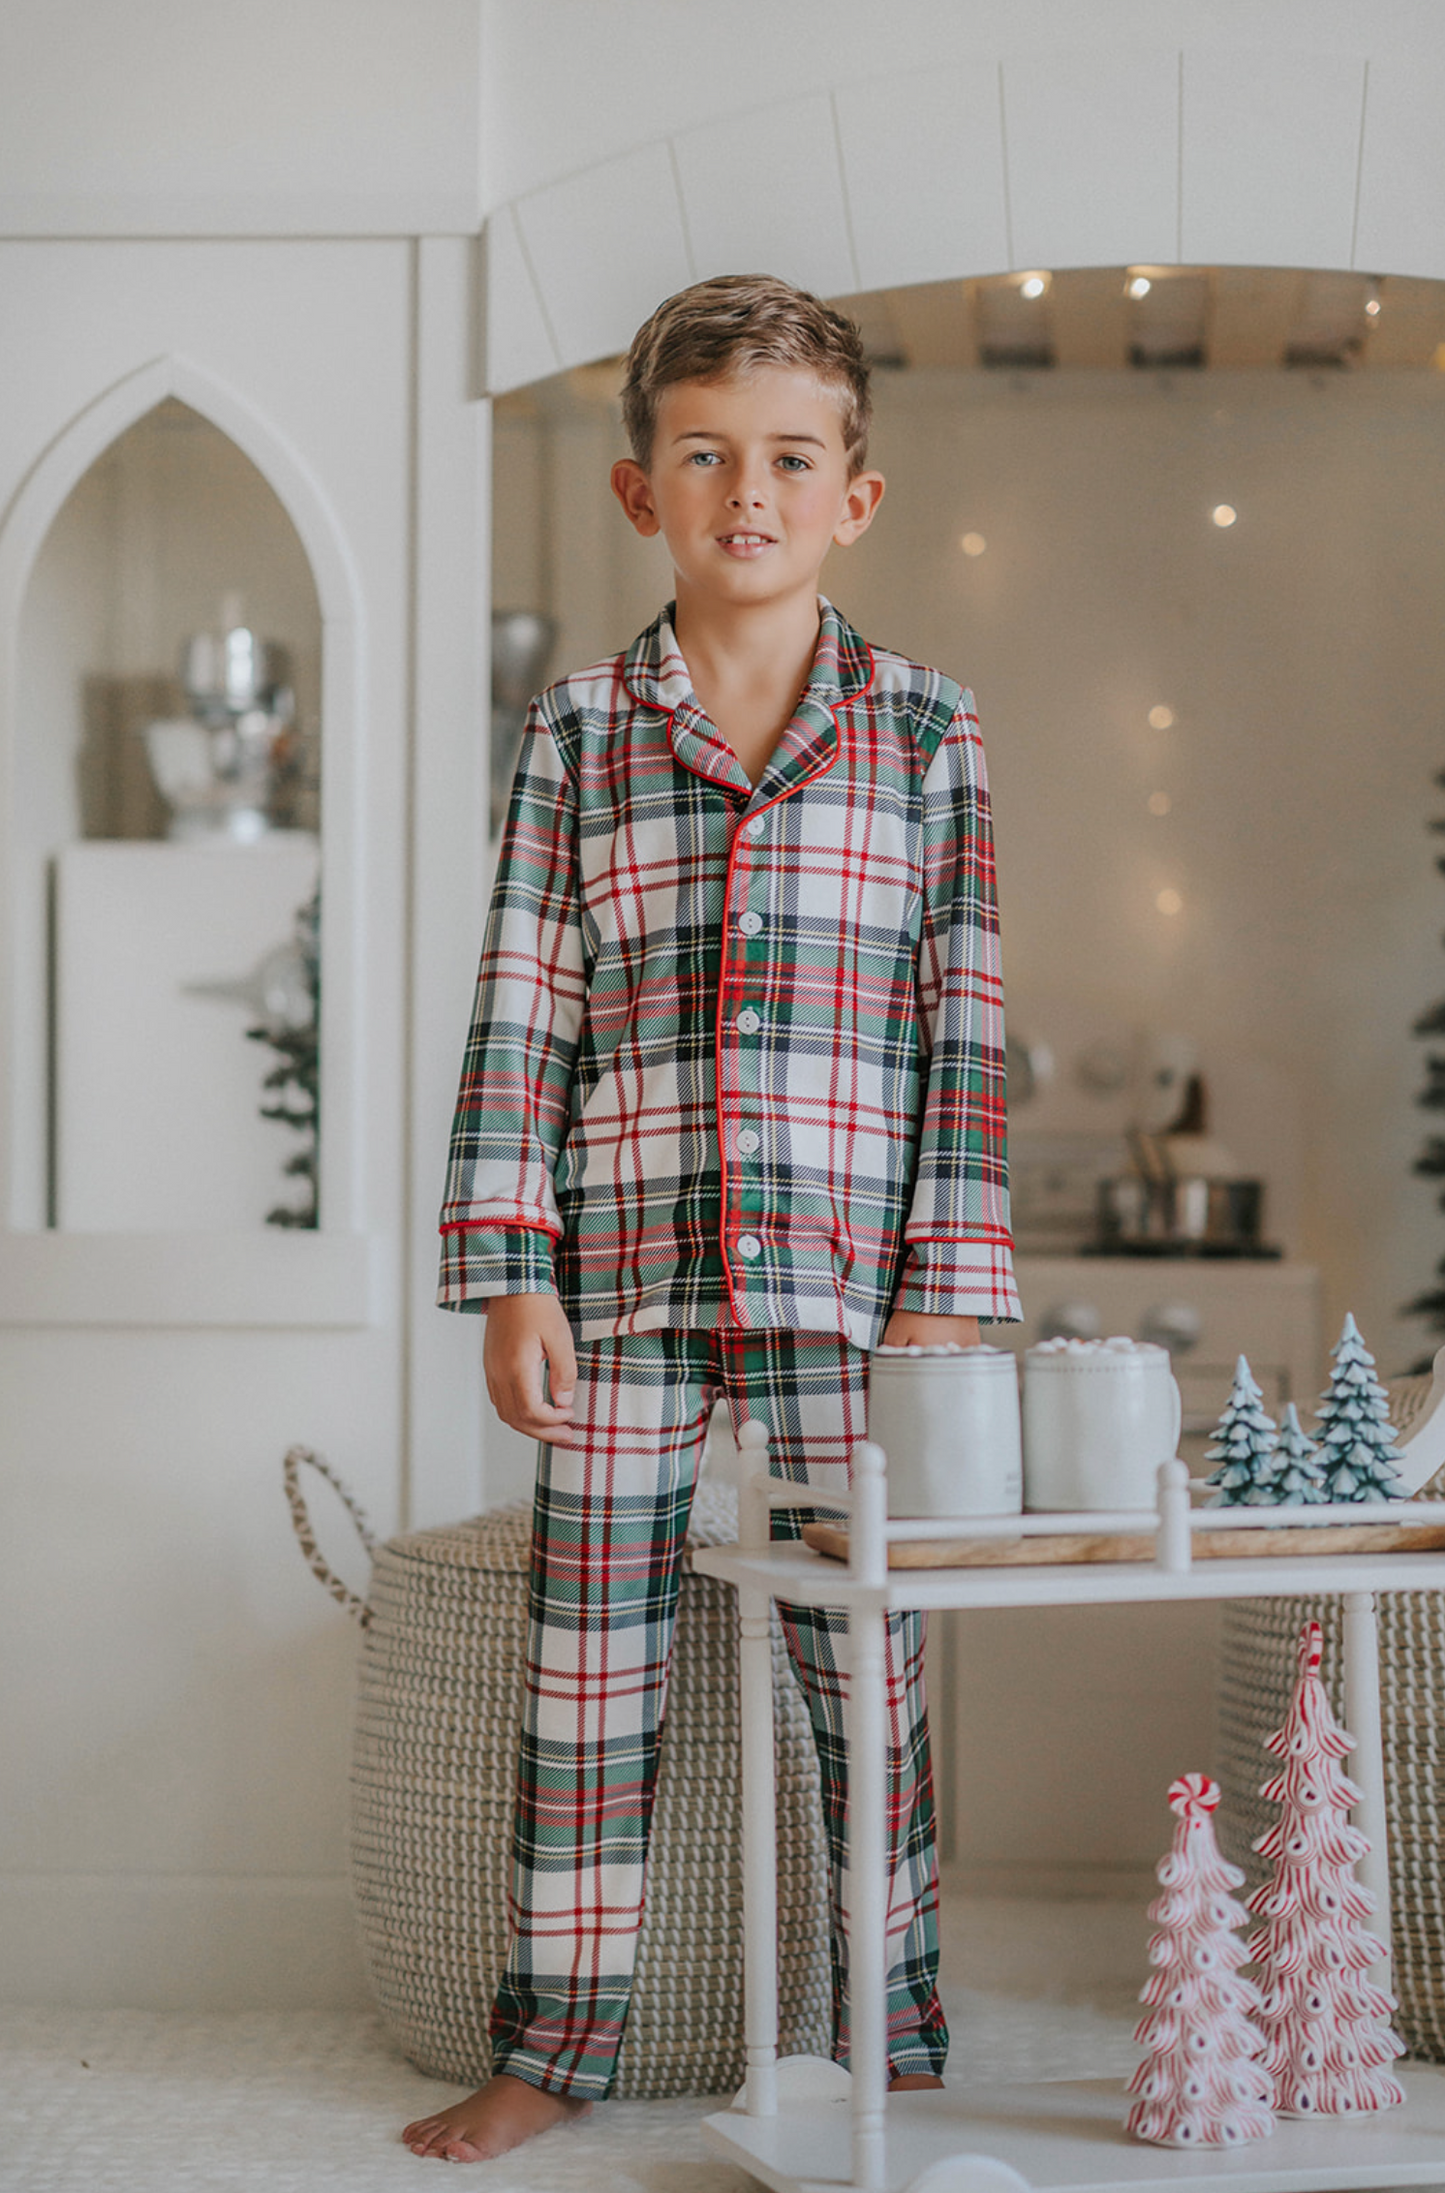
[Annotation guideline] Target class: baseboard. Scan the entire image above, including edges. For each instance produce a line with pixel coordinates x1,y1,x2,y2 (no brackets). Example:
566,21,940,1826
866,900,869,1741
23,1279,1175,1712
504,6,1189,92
0,1873,371,2010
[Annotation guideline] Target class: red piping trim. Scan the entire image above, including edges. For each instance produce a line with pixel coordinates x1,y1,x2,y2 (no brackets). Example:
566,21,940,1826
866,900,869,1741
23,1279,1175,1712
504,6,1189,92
713,642,878,1308
439,1217,563,1239
905,1226,1017,1247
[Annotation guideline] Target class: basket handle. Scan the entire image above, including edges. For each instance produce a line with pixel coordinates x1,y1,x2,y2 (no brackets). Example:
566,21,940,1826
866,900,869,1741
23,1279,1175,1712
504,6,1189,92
283,1444,378,1627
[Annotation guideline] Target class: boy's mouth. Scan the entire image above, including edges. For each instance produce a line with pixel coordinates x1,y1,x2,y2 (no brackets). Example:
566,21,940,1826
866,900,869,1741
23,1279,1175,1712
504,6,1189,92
717,531,775,555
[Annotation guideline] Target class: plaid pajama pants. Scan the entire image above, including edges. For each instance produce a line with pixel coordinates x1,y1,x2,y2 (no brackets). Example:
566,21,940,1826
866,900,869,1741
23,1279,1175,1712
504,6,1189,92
489,1326,947,2098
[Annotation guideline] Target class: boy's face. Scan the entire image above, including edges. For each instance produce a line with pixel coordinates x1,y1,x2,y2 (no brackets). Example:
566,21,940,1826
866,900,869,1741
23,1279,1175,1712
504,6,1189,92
610,366,884,614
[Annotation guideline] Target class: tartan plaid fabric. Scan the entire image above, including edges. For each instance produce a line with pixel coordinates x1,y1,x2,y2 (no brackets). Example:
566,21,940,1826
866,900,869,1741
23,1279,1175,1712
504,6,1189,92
438,597,1020,1346
490,1328,946,2098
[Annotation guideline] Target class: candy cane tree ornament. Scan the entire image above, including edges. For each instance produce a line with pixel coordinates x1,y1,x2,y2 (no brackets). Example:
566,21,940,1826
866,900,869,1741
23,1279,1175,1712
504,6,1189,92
1248,1621,1406,2116
1126,1773,1275,2148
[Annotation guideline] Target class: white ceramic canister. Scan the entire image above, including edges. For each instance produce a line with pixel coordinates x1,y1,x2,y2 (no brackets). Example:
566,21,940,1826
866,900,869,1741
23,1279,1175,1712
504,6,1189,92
1022,1336,1182,1512
867,1345,1023,1519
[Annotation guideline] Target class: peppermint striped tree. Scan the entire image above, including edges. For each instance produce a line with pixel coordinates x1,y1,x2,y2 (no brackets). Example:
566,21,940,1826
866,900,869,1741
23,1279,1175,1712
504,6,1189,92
1126,1774,1274,2149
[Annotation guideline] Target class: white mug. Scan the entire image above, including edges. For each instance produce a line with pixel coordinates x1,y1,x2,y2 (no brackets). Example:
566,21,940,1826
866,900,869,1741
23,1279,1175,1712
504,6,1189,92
1022,1338,1182,1513
867,1346,1023,1519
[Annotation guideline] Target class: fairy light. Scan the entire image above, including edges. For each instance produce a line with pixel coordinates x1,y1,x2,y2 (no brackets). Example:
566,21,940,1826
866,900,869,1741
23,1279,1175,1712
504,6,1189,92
1128,274,1152,300
1156,887,1183,916
1020,274,1048,300
1148,790,1172,816
1148,705,1175,731
959,532,987,557
1211,503,1238,528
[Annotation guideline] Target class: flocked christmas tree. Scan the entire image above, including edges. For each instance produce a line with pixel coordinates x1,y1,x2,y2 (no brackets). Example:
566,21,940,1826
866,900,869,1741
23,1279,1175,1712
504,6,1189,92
1247,1621,1405,2117
1269,1403,1329,1505
1126,1773,1275,2148
1205,1357,1279,1506
1311,1315,1404,1504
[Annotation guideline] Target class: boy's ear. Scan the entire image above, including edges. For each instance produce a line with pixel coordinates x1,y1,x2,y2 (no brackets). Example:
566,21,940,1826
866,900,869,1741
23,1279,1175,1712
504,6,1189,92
833,469,886,548
611,458,661,538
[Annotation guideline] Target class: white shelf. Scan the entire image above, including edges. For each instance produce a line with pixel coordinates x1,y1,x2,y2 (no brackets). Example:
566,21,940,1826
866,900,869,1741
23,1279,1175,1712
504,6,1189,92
0,1229,378,1327
695,1540,1445,1612
697,1425,1445,2193
704,2068,1445,2193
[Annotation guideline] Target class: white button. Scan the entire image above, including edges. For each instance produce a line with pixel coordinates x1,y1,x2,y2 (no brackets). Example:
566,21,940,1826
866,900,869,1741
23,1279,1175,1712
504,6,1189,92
737,911,763,937
735,1009,761,1034
744,816,764,839
735,1129,760,1155
736,1234,762,1260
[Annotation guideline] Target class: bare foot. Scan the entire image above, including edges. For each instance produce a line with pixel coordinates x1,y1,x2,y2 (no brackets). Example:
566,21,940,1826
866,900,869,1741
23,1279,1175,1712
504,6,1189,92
401,2073,592,2162
890,2073,945,2091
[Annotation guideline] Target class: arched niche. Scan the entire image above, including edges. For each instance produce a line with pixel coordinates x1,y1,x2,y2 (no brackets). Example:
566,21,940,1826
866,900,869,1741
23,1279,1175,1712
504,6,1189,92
0,359,370,1316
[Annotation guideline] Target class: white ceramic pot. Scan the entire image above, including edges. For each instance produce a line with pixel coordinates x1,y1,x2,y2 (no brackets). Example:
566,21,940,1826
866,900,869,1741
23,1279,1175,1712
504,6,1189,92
867,1346,1023,1519
1022,1338,1182,1512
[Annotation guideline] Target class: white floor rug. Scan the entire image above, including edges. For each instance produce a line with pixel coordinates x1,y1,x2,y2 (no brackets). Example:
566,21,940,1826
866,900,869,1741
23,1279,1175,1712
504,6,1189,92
0,1898,1147,2193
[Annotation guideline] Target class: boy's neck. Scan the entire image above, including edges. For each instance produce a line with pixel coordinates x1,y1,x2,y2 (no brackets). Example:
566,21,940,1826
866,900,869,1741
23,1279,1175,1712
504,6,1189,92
671,582,823,783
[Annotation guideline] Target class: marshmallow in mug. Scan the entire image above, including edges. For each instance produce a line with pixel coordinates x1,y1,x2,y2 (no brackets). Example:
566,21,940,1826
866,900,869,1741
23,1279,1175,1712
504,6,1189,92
1023,1336,1182,1513
1030,1335,1154,1355
868,1343,1022,1518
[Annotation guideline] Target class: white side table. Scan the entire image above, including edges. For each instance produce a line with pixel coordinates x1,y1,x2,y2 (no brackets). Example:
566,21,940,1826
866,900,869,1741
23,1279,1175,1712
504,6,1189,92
694,1431,1445,2193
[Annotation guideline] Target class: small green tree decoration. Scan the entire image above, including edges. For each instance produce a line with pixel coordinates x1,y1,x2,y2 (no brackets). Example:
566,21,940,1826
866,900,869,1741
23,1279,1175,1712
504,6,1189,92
247,889,319,1229
1311,1315,1404,1503
1269,1404,1329,1505
1205,1357,1279,1506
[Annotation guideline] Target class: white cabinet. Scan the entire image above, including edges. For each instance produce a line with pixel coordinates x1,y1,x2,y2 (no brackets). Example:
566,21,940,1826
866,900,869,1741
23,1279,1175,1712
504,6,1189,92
53,840,321,1233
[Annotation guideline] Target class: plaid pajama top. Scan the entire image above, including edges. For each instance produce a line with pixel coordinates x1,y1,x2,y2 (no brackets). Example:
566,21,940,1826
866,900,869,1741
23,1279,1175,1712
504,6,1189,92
438,597,1020,1349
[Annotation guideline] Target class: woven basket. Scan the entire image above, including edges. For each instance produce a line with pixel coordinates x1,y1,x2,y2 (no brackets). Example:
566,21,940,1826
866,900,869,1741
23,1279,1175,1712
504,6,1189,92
1215,1373,1445,2061
285,1452,832,2097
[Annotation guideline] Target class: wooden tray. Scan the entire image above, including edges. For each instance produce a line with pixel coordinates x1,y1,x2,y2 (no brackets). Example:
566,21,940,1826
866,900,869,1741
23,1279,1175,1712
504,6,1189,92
800,1517,1445,1569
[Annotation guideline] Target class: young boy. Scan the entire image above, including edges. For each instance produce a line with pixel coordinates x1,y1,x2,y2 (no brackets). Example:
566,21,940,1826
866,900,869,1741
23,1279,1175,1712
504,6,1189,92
404,273,1019,2164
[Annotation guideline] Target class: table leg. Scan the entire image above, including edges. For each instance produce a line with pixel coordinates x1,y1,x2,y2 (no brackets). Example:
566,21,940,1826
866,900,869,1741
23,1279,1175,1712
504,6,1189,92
738,1435,779,2118
1342,1589,1393,1995
849,1597,888,2193
739,1583,779,2117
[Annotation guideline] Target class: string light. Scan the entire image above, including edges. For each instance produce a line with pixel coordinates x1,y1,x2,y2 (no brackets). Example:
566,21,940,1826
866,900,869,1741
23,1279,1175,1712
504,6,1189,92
1211,503,1238,528
1148,791,1172,816
1148,705,1175,730
1156,888,1183,917
959,532,987,557
1020,274,1048,300
1128,274,1152,300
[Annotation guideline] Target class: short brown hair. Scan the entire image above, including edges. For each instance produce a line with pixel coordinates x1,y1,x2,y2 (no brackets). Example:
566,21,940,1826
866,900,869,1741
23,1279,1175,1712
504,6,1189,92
621,274,872,475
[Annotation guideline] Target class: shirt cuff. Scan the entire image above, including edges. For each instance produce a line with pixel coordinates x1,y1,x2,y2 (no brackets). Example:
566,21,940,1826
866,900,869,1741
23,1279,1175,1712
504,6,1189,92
893,1237,1022,1324
437,1224,558,1310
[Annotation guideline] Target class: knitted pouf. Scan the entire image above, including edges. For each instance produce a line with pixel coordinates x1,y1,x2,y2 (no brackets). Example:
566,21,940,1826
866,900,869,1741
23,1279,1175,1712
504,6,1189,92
1214,1373,1445,2062
289,1463,833,2100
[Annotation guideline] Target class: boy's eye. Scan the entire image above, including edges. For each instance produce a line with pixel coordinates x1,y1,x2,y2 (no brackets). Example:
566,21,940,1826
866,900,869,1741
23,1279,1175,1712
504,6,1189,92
686,450,723,467
777,454,810,472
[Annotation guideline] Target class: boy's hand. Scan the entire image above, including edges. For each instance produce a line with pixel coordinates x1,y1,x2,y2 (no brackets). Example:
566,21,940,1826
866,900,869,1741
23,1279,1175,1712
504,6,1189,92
484,1294,578,1441
881,1311,981,1350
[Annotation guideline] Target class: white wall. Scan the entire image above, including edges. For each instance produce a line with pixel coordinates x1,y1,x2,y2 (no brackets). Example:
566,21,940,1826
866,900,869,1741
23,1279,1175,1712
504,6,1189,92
0,0,479,234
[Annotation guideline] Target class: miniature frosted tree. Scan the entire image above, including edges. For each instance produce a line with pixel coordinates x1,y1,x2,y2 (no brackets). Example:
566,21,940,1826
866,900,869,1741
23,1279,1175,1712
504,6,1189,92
1205,1357,1279,1505
1312,1315,1405,1503
1269,1403,1329,1505
1247,1621,1405,2117
1126,1773,1275,2148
